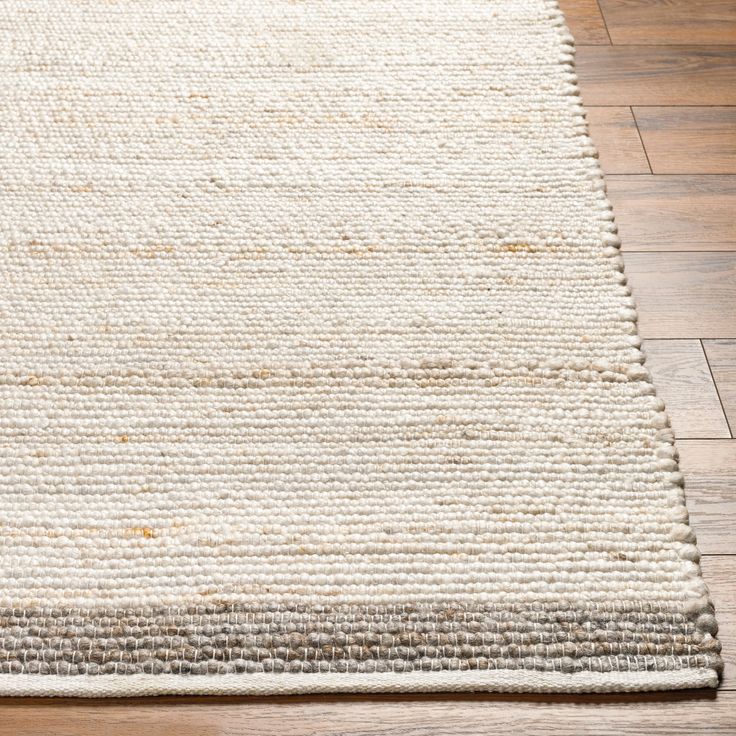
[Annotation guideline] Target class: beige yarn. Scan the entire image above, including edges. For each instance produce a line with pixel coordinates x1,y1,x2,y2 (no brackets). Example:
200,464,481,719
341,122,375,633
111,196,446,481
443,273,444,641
0,0,720,694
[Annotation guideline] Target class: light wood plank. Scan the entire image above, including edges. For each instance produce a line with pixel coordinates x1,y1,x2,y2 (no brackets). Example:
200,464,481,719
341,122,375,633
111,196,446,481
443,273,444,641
703,340,736,434
598,0,736,45
678,440,736,554
576,47,736,106
607,176,736,252
643,340,730,438
0,681,733,735
586,107,650,174
559,0,611,44
624,253,736,338
634,107,736,174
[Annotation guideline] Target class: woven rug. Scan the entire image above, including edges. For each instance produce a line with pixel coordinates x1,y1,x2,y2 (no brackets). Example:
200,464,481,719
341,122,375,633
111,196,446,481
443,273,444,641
0,0,722,696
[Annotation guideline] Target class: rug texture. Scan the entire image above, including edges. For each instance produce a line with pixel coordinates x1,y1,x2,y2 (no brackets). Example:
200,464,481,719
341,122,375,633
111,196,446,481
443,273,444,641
0,0,722,696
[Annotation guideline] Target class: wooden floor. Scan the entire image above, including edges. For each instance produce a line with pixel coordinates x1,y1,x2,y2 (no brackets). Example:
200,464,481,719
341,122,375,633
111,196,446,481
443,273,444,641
2,2,735,734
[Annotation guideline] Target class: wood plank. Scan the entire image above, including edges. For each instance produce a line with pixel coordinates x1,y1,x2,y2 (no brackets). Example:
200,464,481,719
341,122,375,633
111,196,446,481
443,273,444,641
643,340,730,438
598,0,736,45
623,253,736,338
576,47,736,106
634,107,736,174
678,440,736,554
559,0,610,44
607,176,736,252
702,556,735,690
586,107,650,174
703,340,736,433
0,693,733,736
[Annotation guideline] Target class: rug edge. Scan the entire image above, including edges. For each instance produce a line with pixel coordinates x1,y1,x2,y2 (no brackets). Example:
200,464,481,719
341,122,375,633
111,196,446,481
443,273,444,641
546,0,724,689
0,668,720,697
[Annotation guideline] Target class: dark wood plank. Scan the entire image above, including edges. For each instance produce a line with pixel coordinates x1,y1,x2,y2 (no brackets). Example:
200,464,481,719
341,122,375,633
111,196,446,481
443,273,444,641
623,253,736,338
598,0,736,44
703,340,736,433
559,0,611,44
633,107,736,174
679,440,736,554
0,689,734,736
607,176,736,252
576,47,736,106
586,107,650,174
643,340,730,438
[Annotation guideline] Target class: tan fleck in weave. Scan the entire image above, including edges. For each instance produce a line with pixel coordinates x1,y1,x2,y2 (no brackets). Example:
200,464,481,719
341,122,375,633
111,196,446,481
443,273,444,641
0,0,722,695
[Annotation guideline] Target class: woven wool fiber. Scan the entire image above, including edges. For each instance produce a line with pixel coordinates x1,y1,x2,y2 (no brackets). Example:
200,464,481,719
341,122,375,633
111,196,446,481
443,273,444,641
0,0,722,696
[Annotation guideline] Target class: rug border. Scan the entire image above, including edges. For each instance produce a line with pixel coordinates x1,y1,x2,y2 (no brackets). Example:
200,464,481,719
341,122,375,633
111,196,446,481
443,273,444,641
0,669,720,697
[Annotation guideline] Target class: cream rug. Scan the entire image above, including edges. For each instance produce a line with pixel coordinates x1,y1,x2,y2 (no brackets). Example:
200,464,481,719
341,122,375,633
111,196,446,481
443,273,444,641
0,0,722,695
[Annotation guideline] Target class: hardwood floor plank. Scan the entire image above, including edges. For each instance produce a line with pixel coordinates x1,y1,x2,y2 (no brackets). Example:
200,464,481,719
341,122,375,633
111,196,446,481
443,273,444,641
576,47,736,106
624,253,736,338
678,440,736,554
586,107,650,174
559,0,611,44
703,340,736,433
607,176,736,252
643,340,730,438
598,0,736,45
633,107,736,174
0,690,734,736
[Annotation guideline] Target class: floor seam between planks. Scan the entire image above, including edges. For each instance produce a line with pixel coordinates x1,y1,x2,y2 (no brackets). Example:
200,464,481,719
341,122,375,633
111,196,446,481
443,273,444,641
701,339,735,437
594,0,614,44
629,105,654,173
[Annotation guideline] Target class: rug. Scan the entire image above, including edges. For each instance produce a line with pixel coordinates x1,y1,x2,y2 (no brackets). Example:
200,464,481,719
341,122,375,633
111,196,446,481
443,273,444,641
0,0,722,696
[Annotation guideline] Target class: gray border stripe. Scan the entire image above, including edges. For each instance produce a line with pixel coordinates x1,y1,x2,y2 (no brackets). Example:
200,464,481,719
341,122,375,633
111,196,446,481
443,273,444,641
0,602,722,677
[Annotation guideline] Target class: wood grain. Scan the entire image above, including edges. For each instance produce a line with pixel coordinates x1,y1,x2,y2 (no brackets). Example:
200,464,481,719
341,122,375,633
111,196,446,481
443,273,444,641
703,340,736,434
559,0,611,44
624,253,736,338
586,107,650,174
678,440,736,554
643,340,730,438
0,689,733,736
576,47,736,106
606,176,736,252
633,107,736,174
598,0,736,44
